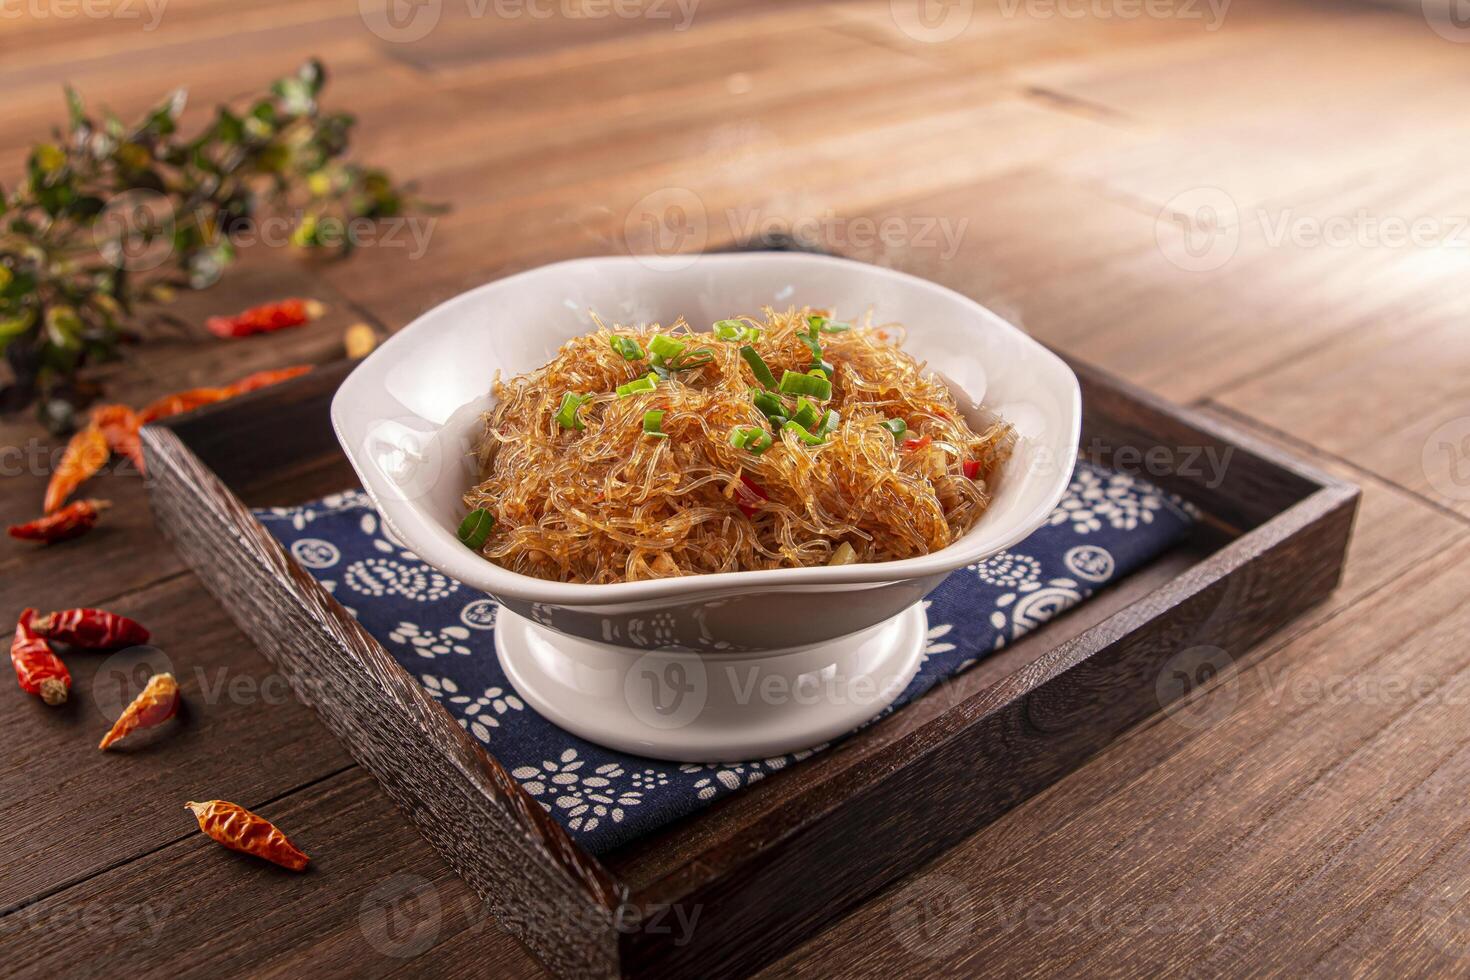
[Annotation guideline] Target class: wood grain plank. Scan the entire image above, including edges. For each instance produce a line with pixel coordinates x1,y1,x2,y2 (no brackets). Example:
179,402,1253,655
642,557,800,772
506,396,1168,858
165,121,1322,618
0,571,353,911
314,93,1134,327
758,539,1470,977
369,0,833,73
0,1,1462,975
1211,280,1470,517
0,766,549,980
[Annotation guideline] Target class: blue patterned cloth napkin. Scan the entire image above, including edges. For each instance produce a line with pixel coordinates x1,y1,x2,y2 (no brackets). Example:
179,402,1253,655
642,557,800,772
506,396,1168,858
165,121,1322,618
255,460,1194,854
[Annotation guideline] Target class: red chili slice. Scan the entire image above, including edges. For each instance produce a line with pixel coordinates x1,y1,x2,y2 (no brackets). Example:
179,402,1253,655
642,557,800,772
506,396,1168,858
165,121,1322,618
963,460,982,480
902,435,932,452
734,476,768,517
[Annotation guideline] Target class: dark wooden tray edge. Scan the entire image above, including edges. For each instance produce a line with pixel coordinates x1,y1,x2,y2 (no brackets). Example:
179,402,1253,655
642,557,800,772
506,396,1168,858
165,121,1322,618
141,424,627,979
141,354,1361,980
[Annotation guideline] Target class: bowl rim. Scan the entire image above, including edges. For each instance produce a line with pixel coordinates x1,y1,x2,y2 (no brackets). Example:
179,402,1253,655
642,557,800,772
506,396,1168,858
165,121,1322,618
331,252,1082,607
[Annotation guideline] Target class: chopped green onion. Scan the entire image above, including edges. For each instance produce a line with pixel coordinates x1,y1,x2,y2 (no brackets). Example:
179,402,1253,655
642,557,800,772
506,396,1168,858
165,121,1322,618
729,425,774,455
609,335,644,361
740,345,778,390
457,508,495,549
674,346,714,369
752,390,785,420
556,391,589,430
642,409,668,439
616,373,659,398
810,316,851,333
828,541,858,566
652,344,713,377
810,358,835,377
714,319,762,343
816,407,841,437
649,334,686,361
778,369,832,400
782,420,825,446
796,322,823,363
879,418,907,442
790,396,820,431
711,319,754,342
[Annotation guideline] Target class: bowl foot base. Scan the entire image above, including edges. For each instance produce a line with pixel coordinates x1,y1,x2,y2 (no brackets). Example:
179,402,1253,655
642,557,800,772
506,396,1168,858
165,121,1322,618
495,603,928,763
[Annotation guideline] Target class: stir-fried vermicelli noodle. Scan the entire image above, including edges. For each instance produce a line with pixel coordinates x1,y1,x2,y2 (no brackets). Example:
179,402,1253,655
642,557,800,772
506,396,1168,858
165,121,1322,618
463,308,1014,584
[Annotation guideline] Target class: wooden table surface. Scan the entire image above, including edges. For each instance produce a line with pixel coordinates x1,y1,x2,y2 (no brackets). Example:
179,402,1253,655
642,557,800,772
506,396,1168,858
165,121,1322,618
4,1,1470,975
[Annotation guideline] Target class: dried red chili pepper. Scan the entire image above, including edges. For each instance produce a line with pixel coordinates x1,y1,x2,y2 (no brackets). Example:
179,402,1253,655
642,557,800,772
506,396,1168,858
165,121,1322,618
223,364,312,396
44,422,109,513
136,364,314,425
137,386,230,425
99,672,179,750
92,403,145,474
10,610,69,706
206,298,324,339
962,459,982,480
185,800,310,871
8,499,109,544
32,607,150,649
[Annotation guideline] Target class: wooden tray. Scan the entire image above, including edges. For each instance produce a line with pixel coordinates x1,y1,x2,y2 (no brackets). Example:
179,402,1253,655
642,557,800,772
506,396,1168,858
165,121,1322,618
141,352,1357,980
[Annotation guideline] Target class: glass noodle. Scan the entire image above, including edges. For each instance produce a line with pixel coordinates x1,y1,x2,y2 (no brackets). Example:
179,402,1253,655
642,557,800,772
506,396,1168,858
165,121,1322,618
464,308,1014,584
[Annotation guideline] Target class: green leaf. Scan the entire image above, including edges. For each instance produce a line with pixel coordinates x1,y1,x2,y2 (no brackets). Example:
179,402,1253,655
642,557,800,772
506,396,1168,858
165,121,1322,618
213,108,244,145
187,243,234,289
299,59,327,96
0,307,37,355
44,306,82,350
142,87,188,137
30,143,66,176
272,76,315,116
64,86,87,130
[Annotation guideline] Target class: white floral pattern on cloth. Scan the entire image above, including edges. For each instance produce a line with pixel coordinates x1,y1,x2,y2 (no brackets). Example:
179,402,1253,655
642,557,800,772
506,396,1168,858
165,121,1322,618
512,750,642,832
343,557,458,602
254,460,1194,854
677,746,823,800
921,599,955,665
391,621,473,658
1048,463,1183,534
421,675,524,743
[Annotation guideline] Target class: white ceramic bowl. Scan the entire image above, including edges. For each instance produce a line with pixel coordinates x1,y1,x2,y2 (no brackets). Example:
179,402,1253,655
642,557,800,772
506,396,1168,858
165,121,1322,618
332,253,1080,761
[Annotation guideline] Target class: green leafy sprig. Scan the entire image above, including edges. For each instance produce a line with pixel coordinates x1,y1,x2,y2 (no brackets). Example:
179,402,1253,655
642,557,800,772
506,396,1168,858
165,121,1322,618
0,59,433,431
